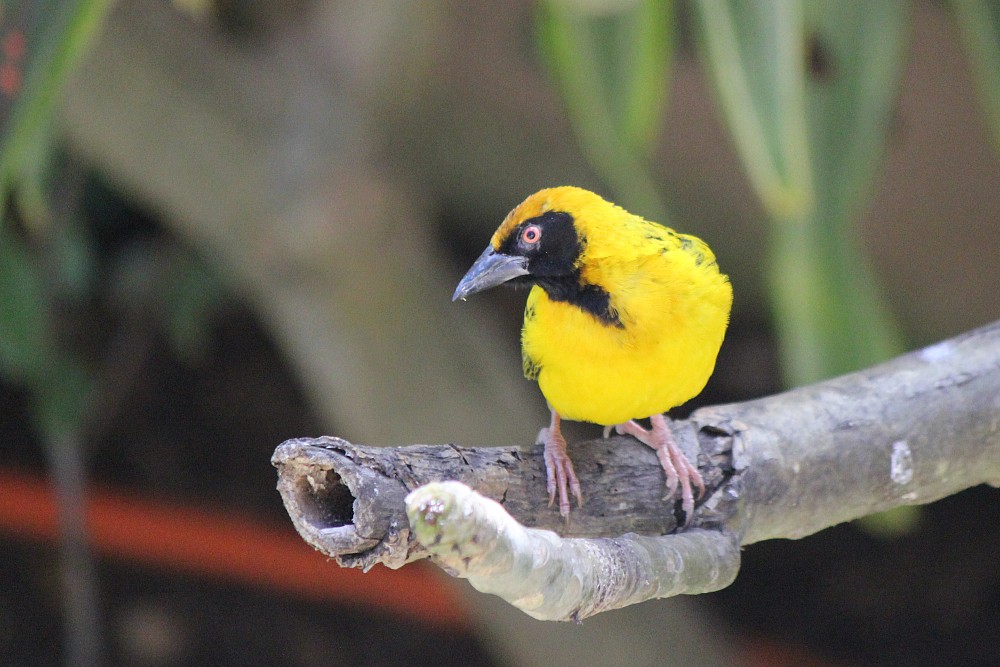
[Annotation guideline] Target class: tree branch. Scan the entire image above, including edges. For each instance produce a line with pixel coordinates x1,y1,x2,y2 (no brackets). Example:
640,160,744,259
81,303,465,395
273,319,1000,619
406,482,740,621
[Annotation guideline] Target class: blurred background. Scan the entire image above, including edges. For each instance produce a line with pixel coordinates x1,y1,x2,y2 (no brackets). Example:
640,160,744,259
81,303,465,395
1,0,999,665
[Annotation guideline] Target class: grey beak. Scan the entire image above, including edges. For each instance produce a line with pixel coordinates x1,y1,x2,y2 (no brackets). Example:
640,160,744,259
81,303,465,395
452,246,530,301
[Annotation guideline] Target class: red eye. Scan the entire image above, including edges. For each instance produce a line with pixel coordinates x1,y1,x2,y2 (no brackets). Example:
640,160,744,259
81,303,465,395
521,225,541,244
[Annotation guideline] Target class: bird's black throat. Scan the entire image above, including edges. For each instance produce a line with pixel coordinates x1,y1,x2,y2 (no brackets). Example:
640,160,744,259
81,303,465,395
537,276,623,328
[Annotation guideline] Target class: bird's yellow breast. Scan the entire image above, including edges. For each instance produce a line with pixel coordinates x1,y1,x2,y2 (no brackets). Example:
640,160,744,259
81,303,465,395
521,220,732,426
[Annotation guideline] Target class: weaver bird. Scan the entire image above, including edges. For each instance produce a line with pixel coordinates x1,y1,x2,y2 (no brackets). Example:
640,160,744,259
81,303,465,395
453,187,732,523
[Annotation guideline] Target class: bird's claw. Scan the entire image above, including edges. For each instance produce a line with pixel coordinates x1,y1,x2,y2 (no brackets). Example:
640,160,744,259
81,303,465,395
538,426,583,520
614,415,704,524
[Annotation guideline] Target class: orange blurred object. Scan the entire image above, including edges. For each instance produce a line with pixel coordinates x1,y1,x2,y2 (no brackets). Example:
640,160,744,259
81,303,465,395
0,467,470,631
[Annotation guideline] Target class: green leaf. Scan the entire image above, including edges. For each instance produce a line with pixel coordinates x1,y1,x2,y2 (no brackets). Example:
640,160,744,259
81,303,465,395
162,252,225,364
696,0,907,385
0,0,112,191
536,0,674,221
609,0,674,154
0,226,52,381
51,209,98,298
32,352,92,442
694,0,813,216
952,0,1000,153
804,2,908,228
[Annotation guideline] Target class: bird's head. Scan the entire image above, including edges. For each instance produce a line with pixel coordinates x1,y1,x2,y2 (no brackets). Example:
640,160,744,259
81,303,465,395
452,186,614,302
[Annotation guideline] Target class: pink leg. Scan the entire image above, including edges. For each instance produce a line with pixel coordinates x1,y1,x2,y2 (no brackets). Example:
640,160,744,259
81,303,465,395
615,414,704,522
538,408,583,519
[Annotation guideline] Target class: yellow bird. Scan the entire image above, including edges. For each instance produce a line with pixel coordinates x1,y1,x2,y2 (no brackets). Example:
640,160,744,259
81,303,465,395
453,187,732,522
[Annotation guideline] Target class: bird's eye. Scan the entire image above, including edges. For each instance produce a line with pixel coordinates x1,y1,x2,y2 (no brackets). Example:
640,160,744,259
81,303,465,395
521,225,541,245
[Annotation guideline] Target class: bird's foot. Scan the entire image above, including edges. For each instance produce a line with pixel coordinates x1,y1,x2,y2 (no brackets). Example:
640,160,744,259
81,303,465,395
614,414,704,523
538,413,583,521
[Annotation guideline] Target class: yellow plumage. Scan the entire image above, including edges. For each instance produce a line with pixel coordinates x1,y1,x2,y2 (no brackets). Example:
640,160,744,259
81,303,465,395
508,187,732,425
454,186,732,521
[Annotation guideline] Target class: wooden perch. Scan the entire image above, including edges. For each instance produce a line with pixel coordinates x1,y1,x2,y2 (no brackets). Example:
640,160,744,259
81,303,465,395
273,319,1000,620
272,425,733,569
